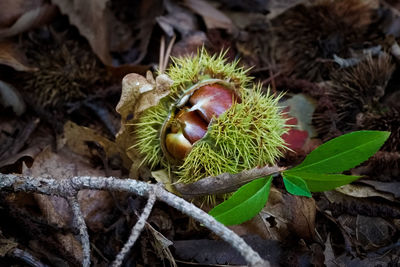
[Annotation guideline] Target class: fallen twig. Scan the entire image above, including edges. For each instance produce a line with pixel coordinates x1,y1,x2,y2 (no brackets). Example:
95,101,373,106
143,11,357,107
111,188,156,267
0,173,269,267
67,196,90,267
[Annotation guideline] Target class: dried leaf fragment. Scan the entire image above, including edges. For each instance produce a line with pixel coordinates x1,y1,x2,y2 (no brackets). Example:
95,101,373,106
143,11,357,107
0,40,37,71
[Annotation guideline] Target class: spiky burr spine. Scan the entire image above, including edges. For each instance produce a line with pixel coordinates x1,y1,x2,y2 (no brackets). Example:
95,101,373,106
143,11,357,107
313,53,395,138
177,86,287,183
272,0,375,81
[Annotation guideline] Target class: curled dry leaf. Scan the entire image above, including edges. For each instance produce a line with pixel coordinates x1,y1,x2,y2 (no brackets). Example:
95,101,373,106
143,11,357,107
261,187,316,240
0,0,41,28
0,1,56,39
0,40,37,71
51,0,112,65
184,0,235,33
336,184,395,202
0,80,26,116
63,121,124,165
116,72,172,122
360,180,400,198
115,72,172,176
0,237,18,257
20,146,115,262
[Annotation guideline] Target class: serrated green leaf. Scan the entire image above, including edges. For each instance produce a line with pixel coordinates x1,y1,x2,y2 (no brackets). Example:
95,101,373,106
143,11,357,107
288,131,390,173
282,173,311,197
209,176,272,226
283,171,361,192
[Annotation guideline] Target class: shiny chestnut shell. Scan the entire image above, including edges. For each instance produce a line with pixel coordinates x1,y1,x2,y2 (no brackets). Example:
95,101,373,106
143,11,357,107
161,79,240,162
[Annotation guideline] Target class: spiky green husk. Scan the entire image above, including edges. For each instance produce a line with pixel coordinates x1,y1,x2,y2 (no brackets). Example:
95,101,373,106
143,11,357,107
133,49,287,186
167,48,251,98
131,100,170,168
177,86,288,183
134,48,251,168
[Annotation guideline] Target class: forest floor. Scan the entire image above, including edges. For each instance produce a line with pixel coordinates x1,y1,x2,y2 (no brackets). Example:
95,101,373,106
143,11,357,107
0,0,399,266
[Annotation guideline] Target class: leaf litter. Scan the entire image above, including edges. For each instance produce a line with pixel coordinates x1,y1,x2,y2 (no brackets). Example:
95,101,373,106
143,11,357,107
0,0,400,266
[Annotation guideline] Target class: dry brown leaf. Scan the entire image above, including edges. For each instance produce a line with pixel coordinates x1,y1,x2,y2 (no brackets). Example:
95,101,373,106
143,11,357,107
0,40,37,71
265,0,308,19
63,120,132,171
116,72,172,123
21,146,115,262
228,214,272,240
184,0,235,33
115,72,172,176
0,0,42,29
0,238,18,257
51,0,112,65
335,184,395,202
0,2,56,39
22,147,114,229
0,80,25,116
262,187,316,240
360,180,400,198
0,145,42,169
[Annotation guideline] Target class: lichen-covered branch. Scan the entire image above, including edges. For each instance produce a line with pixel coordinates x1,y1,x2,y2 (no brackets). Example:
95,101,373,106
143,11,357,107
111,189,156,267
0,173,269,267
67,196,91,267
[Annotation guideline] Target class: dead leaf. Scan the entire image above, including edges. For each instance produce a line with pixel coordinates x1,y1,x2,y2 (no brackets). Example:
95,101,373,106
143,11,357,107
171,31,208,58
115,72,172,176
63,121,119,161
151,169,176,193
184,0,235,33
173,235,281,265
360,180,400,198
146,223,177,267
157,0,199,37
229,214,272,240
0,0,42,28
336,184,395,202
0,2,56,39
0,238,18,257
51,0,112,65
21,146,115,262
265,0,308,20
0,80,26,115
324,234,336,267
356,215,396,250
0,40,37,71
116,72,172,122
262,187,316,240
0,146,42,169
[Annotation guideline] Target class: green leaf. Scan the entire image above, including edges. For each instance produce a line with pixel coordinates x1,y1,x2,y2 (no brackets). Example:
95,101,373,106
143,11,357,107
282,173,311,197
283,171,361,192
288,131,390,174
209,176,272,226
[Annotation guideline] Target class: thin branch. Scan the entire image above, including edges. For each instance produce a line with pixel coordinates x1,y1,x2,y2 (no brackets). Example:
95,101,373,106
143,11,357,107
159,36,165,73
153,186,268,267
9,248,49,267
111,189,157,267
0,174,269,267
67,196,91,267
174,165,283,198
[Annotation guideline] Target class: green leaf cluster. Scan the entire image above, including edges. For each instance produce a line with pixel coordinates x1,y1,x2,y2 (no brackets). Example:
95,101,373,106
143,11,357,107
209,130,390,226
